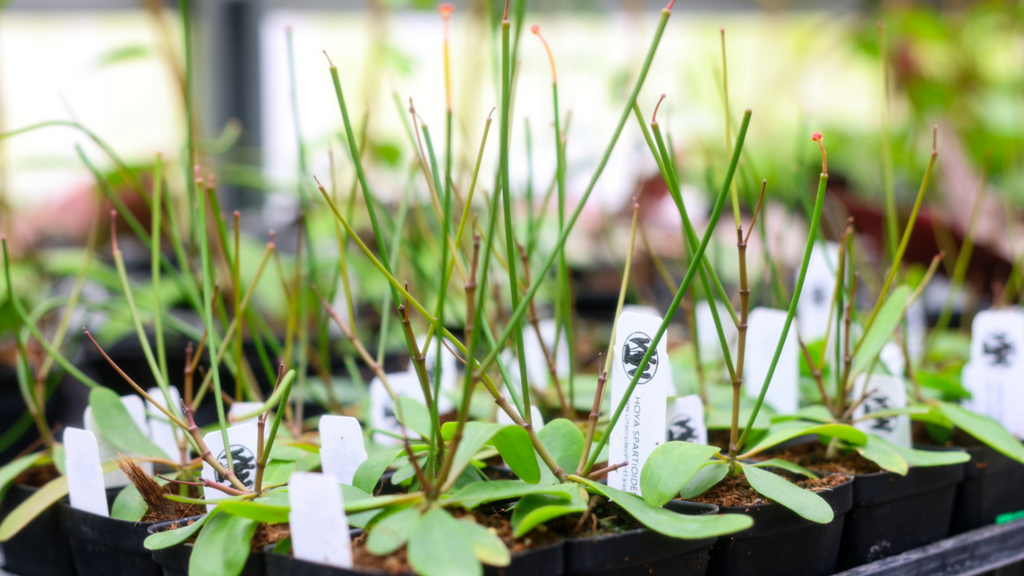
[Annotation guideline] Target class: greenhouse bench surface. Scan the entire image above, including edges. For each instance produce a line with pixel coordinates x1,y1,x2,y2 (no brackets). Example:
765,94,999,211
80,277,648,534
832,517,1024,576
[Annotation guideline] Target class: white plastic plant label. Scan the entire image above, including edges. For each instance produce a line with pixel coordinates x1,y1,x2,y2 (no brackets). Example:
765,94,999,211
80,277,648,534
624,304,661,318
521,319,570,390
850,374,912,448
369,372,427,446
879,342,906,379
695,300,737,363
797,242,839,342
228,402,264,426
64,427,109,517
289,472,352,568
906,300,927,364
201,422,260,510
970,310,1024,372
665,395,707,445
319,415,367,485
608,311,670,496
84,395,154,488
496,403,544,430
407,336,458,413
146,387,183,465
743,308,799,415
962,362,1024,438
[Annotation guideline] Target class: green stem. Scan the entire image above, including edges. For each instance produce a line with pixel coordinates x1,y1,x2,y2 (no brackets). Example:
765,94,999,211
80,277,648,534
479,5,675,376
583,110,752,475
736,172,828,453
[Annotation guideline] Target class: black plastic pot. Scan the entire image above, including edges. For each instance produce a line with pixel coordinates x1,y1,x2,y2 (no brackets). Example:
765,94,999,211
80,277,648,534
264,530,564,576
949,443,1024,534
148,516,265,576
0,483,78,576
59,498,162,576
563,500,717,576
705,476,853,576
836,461,964,570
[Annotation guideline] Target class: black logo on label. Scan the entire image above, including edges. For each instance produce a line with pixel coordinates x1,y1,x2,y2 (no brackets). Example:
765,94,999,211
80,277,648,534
864,395,894,433
666,414,696,442
215,445,256,489
982,333,1016,368
622,332,658,384
811,285,828,306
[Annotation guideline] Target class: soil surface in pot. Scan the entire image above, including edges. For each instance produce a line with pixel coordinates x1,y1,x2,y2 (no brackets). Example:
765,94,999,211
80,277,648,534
762,442,882,475
692,469,849,508
13,462,60,487
350,506,560,574
152,515,290,551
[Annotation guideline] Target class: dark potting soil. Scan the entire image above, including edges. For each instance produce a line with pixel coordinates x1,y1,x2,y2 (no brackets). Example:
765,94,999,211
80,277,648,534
764,442,883,475
691,471,850,508
13,462,60,487
252,522,291,551
349,507,560,574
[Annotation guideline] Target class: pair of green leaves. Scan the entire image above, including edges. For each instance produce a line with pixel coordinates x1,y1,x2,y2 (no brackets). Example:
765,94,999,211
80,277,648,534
367,505,510,576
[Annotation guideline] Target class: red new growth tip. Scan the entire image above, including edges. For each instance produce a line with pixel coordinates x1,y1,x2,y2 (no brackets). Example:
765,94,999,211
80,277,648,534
812,131,827,174
667,0,677,10
438,3,453,18
651,94,667,124
531,25,558,84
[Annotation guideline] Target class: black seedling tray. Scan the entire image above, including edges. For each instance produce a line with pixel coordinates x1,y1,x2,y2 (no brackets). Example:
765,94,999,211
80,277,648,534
831,517,1024,575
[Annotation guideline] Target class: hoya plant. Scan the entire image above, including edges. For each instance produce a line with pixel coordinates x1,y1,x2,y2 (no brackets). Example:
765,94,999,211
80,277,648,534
778,127,1024,472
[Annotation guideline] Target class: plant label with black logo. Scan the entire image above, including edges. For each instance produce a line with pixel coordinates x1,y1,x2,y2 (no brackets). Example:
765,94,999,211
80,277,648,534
695,300,737,363
665,395,706,445
369,372,427,446
146,387,182,465
971,310,1024,372
797,242,839,342
64,427,108,518
84,395,153,488
228,402,264,426
288,472,353,568
744,308,799,414
609,311,670,496
850,373,911,448
496,403,545,430
406,335,458,413
319,415,367,485
962,362,1024,438
201,422,260,510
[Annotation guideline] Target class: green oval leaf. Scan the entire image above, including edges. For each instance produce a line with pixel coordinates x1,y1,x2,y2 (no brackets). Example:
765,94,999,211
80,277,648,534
189,511,257,576
396,397,433,439
740,424,867,459
678,462,729,500
458,517,510,567
445,480,573,510
408,507,481,576
935,402,1024,464
535,419,584,485
352,447,406,494
510,490,588,537
89,387,169,460
641,441,722,507
441,422,540,485
854,435,908,475
752,459,819,479
852,286,911,377
577,479,753,538
739,463,833,524
144,513,212,550
367,505,421,555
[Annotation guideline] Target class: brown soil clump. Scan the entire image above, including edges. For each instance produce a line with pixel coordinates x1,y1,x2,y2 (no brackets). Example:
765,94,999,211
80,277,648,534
692,470,849,509
252,523,290,551
763,442,882,475
14,463,60,487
